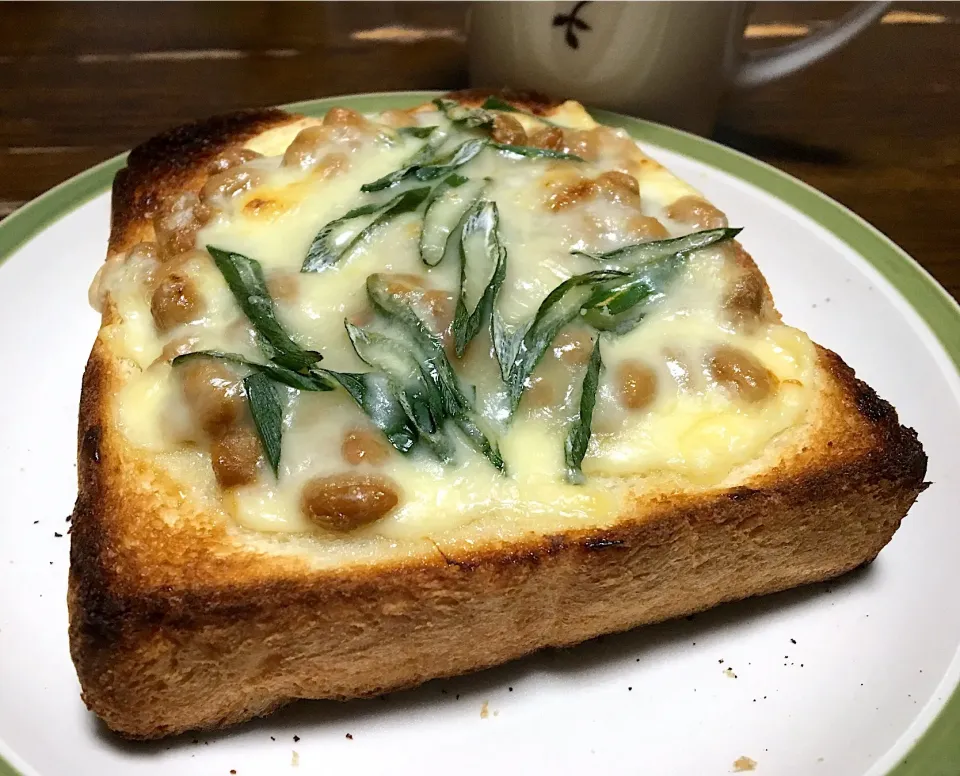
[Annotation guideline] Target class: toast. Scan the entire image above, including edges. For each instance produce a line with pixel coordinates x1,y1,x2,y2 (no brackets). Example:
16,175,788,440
69,90,927,739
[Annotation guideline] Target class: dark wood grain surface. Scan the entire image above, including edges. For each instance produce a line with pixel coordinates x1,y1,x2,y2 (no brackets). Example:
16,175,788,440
1,1,957,301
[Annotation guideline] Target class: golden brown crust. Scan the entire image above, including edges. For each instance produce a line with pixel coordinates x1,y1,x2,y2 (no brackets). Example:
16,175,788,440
69,94,928,739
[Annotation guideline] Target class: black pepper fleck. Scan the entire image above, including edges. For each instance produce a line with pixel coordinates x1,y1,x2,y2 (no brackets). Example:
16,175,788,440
33,521,38,525
790,638,796,644
293,735,300,743
346,733,353,740
54,532,62,538
456,694,460,700
628,687,632,691
270,736,275,741
230,770,237,775
508,687,513,692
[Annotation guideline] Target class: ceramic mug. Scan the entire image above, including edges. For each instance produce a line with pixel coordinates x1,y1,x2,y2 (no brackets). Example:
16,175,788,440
467,1,889,134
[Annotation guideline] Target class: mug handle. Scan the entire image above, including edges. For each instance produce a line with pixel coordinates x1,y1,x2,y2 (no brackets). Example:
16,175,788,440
733,1,890,89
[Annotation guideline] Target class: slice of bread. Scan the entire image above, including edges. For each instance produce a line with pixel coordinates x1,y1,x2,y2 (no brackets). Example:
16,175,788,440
69,92,927,739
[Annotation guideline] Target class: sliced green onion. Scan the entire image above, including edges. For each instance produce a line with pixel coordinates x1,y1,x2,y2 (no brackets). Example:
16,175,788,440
207,246,322,371
564,338,602,484
573,227,742,269
580,254,685,335
366,273,504,471
490,143,583,162
172,350,335,392
503,270,626,412
345,322,455,462
243,371,284,477
419,175,487,267
397,125,438,139
302,187,432,272
453,200,507,356
361,137,485,193
321,370,418,455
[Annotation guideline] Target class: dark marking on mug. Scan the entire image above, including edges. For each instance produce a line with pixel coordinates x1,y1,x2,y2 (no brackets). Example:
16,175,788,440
553,1,593,50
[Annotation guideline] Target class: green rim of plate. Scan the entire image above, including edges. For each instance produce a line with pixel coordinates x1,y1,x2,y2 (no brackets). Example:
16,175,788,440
0,90,956,776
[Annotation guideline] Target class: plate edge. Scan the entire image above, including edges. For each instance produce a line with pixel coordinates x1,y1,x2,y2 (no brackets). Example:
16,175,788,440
0,89,956,776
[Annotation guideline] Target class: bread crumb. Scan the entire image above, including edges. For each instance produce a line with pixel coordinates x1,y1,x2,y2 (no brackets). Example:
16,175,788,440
291,750,299,767
733,755,757,771
480,701,489,719
724,667,738,679
493,710,499,717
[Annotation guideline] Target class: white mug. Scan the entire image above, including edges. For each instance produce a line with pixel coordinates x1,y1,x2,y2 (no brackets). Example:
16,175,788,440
467,1,889,134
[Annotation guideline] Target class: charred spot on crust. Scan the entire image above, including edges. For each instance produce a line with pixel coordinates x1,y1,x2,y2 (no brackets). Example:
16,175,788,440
727,487,758,503
125,109,288,180
82,426,102,464
852,379,895,424
582,537,626,550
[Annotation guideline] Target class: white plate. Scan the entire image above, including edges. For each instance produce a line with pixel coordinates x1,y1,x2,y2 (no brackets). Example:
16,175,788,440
1,93,958,776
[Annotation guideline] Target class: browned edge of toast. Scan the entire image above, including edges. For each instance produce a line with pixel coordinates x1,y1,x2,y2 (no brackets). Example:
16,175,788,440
69,91,929,739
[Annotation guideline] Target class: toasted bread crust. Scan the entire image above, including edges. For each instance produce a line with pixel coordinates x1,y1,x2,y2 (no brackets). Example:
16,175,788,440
109,108,292,255
444,87,566,116
69,94,928,739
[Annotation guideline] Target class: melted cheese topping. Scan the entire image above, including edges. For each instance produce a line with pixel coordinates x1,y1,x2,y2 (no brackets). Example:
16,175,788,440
100,100,817,542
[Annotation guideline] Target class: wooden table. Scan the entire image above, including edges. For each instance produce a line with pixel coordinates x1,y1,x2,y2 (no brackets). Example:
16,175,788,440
1,1,957,301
